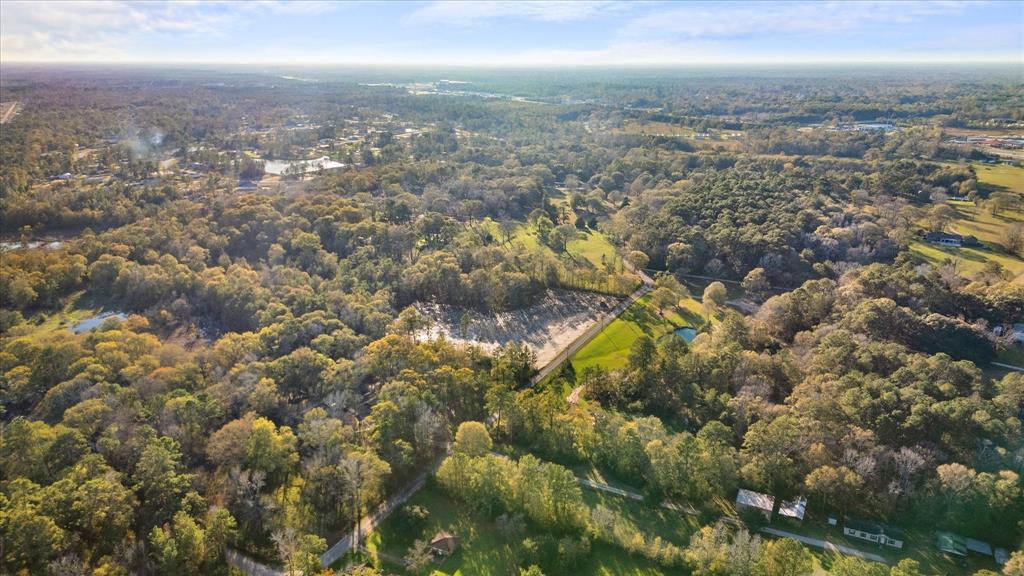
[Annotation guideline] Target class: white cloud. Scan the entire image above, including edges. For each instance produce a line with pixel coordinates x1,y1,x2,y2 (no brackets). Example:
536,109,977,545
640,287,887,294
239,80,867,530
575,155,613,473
1,0,1015,65
619,1,973,40
404,0,628,26
0,0,343,61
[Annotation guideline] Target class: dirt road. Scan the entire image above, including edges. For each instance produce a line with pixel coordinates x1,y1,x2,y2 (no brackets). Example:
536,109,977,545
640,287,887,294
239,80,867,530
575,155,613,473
761,527,888,563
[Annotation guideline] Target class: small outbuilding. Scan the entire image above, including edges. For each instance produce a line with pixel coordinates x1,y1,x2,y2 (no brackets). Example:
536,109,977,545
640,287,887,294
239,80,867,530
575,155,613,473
735,489,774,520
778,496,807,521
429,531,460,557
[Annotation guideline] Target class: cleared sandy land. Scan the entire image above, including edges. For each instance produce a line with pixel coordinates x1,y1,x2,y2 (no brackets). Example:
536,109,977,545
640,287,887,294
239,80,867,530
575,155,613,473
0,102,20,124
416,289,623,367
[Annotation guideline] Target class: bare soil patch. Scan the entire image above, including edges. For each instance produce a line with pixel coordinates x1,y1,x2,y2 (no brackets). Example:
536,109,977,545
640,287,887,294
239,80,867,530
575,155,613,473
416,289,623,367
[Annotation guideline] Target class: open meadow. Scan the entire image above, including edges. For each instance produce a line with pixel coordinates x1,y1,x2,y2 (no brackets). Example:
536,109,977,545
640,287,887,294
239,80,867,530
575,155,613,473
570,292,706,373
363,486,673,576
910,162,1024,281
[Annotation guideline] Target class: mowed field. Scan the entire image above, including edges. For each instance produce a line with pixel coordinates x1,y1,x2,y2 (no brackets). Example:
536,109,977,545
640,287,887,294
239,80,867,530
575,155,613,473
614,120,746,150
481,216,620,271
973,162,1024,192
909,162,1024,281
364,486,673,576
570,292,706,373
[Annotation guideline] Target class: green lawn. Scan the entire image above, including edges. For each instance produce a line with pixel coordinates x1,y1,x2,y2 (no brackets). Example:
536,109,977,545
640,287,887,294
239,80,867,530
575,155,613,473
364,485,672,576
973,162,1024,193
581,489,699,548
482,217,620,271
996,345,1024,366
909,162,1024,282
908,239,1024,279
570,293,705,373
790,520,1000,575
567,229,618,270
946,200,1024,248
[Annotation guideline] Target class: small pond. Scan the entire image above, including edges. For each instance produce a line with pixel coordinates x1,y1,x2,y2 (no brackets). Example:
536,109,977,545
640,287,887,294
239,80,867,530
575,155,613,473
72,312,128,334
674,327,698,342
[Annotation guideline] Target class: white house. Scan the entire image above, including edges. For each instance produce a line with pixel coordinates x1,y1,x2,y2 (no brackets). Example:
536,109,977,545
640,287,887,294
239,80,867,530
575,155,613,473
844,519,904,549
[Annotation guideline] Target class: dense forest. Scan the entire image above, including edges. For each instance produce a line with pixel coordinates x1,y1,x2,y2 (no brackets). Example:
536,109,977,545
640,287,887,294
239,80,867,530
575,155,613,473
1,65,1022,576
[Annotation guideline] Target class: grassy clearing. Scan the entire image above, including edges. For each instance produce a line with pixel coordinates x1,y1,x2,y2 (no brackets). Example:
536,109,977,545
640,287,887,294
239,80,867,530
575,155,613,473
364,486,515,576
581,489,699,548
567,229,618,270
946,200,1023,248
973,162,1024,193
364,485,671,576
908,162,1024,281
617,120,695,137
481,217,619,270
792,520,1001,575
569,293,705,373
3,291,107,342
616,121,746,142
996,345,1024,366
908,239,1024,280
480,217,637,295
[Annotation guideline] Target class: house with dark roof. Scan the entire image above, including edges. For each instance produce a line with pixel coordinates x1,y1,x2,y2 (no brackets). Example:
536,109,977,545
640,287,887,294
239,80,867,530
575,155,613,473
924,231,982,248
843,519,905,549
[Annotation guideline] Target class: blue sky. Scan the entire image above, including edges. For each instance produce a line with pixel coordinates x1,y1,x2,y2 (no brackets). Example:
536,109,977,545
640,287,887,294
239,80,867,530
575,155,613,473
1,1,1021,65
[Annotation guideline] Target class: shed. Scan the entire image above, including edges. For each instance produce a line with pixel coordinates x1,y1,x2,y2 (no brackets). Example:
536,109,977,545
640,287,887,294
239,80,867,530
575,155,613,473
936,531,967,556
778,496,807,521
735,489,774,519
429,531,460,557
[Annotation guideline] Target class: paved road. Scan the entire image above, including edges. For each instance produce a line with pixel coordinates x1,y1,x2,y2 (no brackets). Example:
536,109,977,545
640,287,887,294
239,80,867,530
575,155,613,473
761,527,888,564
991,361,1024,372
